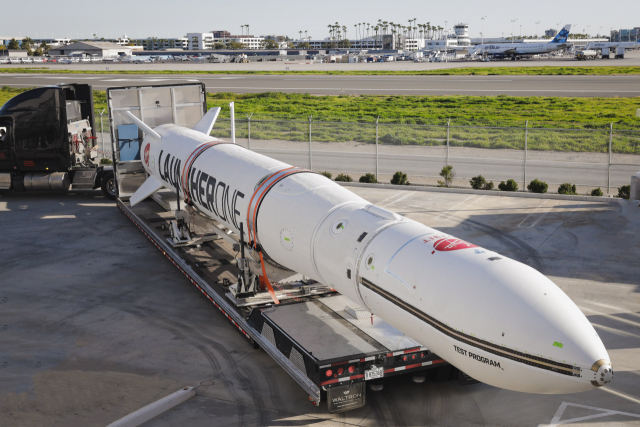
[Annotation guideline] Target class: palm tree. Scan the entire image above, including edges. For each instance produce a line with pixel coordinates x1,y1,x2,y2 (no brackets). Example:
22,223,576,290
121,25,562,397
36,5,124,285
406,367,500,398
21,37,34,50
374,26,380,48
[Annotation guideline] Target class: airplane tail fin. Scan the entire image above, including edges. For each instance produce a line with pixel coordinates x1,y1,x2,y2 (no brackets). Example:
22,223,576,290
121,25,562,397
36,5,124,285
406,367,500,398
551,24,571,43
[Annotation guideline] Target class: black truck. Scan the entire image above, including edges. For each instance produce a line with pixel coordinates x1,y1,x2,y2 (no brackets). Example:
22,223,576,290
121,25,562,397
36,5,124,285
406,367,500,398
0,84,115,199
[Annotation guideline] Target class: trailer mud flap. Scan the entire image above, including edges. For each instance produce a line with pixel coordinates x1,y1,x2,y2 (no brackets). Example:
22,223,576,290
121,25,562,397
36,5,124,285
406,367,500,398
327,381,365,413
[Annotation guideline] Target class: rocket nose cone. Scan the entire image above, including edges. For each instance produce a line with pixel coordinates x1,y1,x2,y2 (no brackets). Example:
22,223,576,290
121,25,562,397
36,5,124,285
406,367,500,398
592,360,614,387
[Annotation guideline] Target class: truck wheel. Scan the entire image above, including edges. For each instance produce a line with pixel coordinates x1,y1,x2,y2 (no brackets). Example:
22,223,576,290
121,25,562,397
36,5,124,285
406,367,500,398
101,171,117,200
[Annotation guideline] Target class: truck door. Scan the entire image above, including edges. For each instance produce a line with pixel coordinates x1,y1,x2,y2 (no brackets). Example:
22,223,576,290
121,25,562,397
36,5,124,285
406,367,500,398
107,83,206,198
0,118,13,171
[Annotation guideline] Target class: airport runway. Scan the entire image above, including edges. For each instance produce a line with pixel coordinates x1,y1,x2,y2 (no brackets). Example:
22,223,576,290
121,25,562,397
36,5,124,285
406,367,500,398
1,189,639,426
2,73,640,97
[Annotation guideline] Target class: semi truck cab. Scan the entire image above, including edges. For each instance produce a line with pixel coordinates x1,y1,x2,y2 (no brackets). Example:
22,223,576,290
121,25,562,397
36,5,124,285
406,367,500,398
0,84,115,198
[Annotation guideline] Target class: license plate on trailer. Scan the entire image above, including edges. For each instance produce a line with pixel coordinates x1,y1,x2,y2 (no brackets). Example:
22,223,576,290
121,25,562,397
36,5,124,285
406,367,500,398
365,365,383,381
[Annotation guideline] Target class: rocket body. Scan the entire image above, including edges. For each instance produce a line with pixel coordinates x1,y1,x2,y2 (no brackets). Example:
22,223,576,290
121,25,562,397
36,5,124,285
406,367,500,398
134,121,613,394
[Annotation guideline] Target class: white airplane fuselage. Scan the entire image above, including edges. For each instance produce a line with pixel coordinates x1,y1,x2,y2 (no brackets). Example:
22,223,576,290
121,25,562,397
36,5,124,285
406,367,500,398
474,42,568,57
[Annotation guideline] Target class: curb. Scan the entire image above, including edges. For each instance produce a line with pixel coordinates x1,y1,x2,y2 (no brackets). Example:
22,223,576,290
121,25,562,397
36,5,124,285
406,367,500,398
337,182,619,202
107,386,195,427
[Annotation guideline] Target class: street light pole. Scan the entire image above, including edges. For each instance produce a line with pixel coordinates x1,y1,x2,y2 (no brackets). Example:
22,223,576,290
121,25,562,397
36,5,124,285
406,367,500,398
536,21,542,39
481,16,487,56
511,19,518,43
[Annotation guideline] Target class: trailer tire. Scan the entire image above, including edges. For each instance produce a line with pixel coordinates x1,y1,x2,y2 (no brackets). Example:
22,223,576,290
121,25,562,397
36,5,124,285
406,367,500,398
101,171,117,200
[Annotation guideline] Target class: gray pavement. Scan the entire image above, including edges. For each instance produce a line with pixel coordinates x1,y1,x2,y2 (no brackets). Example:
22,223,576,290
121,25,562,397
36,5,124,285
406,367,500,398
1,188,639,427
2,72,640,97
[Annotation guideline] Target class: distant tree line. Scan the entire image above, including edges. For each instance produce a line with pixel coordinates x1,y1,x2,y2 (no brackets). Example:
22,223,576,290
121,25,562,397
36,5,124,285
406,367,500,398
4,37,51,56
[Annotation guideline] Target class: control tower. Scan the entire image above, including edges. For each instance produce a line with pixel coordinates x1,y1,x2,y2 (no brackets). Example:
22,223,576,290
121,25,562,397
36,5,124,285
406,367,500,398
454,23,470,46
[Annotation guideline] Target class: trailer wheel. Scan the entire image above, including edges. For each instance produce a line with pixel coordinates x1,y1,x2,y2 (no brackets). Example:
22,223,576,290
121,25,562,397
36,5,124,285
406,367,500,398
101,171,117,200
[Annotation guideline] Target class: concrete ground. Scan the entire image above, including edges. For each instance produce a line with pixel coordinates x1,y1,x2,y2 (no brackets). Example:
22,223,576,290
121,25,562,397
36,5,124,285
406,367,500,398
0,188,639,427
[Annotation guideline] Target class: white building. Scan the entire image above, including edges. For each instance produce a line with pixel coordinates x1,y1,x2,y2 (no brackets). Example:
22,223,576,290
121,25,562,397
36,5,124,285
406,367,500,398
186,32,265,50
138,38,189,51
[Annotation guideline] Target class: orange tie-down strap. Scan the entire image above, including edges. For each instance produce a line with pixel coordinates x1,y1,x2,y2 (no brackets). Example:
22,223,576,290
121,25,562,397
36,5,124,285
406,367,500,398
259,251,280,305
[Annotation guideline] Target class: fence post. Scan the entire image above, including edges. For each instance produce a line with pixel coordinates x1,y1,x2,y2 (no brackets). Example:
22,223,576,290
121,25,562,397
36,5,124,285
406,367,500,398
375,116,379,181
246,113,253,150
524,120,528,191
99,109,105,158
446,118,450,167
608,122,613,195
309,115,313,170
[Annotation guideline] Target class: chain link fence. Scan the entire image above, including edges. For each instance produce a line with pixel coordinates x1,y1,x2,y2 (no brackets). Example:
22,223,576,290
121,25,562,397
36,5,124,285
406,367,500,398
213,117,640,194
94,108,640,194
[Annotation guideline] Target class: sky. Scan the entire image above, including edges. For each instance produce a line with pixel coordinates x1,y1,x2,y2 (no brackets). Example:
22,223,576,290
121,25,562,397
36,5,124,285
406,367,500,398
2,0,638,41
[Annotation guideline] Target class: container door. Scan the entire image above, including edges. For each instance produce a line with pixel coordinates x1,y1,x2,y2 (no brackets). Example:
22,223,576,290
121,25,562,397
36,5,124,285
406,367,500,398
107,83,206,198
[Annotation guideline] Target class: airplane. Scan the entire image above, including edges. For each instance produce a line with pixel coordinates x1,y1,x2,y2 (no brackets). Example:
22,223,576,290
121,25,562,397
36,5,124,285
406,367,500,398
471,24,572,60
585,41,640,59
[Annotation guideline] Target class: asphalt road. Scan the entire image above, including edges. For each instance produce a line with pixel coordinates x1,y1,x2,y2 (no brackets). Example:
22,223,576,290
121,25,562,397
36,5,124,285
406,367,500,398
1,189,639,427
2,73,640,97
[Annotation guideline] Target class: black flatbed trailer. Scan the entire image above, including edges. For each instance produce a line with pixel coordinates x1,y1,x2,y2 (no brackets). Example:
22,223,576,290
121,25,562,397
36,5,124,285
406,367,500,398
118,191,450,412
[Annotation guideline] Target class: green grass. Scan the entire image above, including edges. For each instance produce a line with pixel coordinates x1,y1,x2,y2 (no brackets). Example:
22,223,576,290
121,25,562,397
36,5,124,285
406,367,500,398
2,86,639,154
2,66,640,76
204,92,640,128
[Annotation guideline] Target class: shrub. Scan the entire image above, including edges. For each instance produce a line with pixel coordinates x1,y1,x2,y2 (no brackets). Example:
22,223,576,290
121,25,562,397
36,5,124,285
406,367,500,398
335,173,353,182
590,187,603,197
470,175,486,189
527,179,548,194
391,171,409,185
320,171,332,179
359,173,378,183
558,183,577,195
469,175,494,190
100,158,112,165
438,165,455,187
617,185,630,199
498,179,519,192
380,133,402,145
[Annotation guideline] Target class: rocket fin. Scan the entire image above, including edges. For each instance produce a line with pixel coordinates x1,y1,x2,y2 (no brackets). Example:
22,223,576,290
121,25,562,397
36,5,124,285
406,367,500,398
130,175,163,206
125,111,161,140
193,107,221,136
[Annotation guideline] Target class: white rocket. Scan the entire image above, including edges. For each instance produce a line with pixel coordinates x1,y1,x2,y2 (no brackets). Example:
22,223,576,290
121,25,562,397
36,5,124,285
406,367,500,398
126,108,613,394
